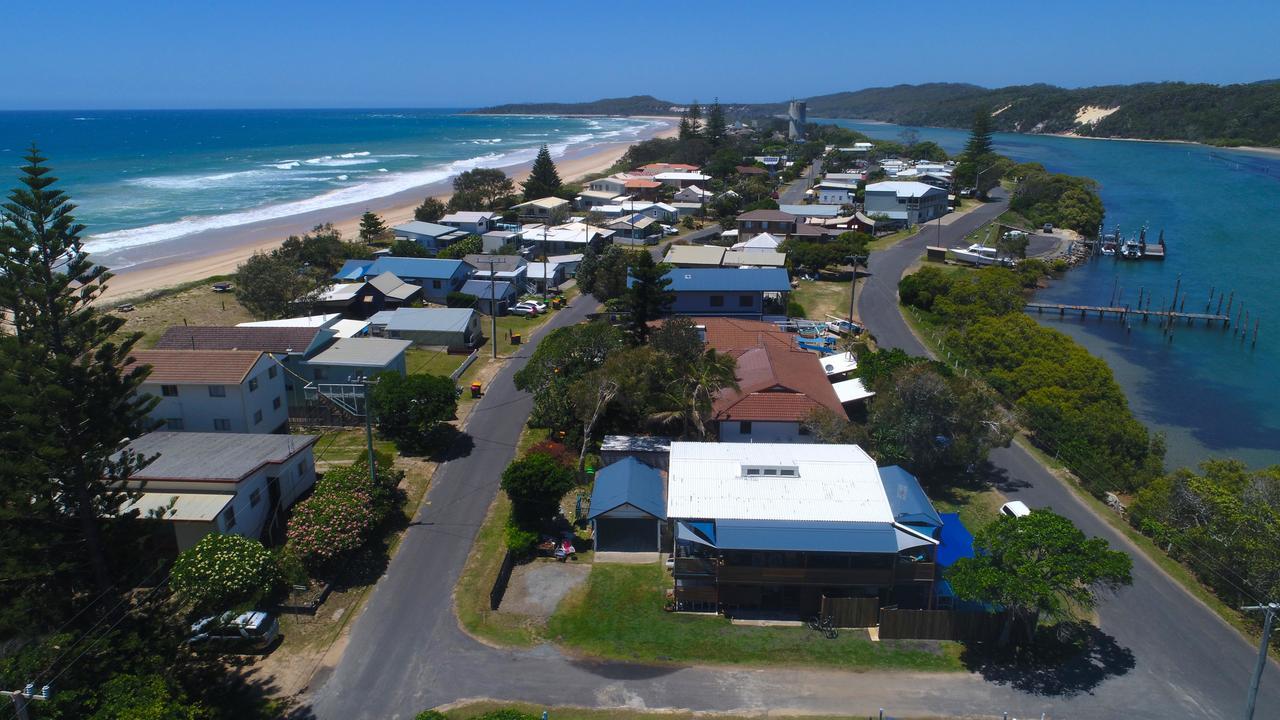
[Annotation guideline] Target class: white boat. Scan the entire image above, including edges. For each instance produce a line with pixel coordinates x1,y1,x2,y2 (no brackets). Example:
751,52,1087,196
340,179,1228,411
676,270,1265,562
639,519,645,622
951,243,1013,267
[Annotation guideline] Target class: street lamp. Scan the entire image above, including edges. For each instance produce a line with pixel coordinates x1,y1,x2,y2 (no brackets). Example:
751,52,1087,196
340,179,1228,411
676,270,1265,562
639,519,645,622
974,163,1000,200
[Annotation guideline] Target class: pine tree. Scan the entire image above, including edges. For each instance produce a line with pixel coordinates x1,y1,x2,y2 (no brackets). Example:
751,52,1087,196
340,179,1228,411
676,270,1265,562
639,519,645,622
686,100,703,139
522,145,563,200
359,210,389,243
0,147,156,598
624,253,674,343
706,98,727,146
963,108,995,158
678,113,695,141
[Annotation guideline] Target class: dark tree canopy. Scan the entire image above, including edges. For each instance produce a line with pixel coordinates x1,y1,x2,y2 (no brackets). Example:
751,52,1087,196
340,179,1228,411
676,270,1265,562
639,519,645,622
450,168,516,211
359,210,390,243
522,145,563,200
414,196,447,222
501,452,577,523
371,371,458,454
623,253,674,343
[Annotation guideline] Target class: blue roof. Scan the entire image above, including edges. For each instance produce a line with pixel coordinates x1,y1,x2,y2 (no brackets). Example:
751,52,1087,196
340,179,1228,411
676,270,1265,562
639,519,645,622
713,519,899,554
879,465,943,530
662,267,791,293
333,257,468,282
936,512,975,568
587,457,665,520
460,279,514,300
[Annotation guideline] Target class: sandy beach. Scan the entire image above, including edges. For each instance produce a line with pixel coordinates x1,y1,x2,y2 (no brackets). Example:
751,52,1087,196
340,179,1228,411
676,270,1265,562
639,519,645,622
99,119,677,302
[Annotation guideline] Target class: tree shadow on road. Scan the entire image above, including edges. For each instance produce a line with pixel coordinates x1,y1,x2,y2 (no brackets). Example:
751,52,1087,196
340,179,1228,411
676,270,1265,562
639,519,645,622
960,621,1135,697
429,425,475,462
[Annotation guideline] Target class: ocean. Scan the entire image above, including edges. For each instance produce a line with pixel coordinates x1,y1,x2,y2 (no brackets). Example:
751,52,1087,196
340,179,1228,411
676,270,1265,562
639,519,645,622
822,119,1280,471
0,109,661,269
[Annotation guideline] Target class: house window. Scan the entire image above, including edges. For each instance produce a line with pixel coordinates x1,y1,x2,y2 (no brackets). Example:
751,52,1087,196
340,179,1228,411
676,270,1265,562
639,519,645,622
273,397,282,410
221,506,236,530
433,280,442,289
249,377,259,392
249,488,261,507
253,409,263,425
740,421,752,435
268,365,278,379
208,385,226,397
738,295,753,307
165,418,184,430
710,295,724,307
161,384,179,397
213,418,231,431
745,467,761,476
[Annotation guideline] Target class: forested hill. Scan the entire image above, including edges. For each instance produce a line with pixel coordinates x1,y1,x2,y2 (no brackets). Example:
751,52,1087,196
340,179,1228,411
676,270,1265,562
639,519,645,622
473,81,1280,147
468,95,679,116
799,81,1280,147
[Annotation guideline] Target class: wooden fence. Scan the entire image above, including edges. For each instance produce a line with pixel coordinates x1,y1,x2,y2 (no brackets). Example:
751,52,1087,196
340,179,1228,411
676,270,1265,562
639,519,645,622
488,550,518,611
821,595,880,628
878,608,1008,642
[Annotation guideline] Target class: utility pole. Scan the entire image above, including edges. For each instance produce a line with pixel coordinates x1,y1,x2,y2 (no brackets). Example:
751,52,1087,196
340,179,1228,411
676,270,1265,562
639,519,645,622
2,684,51,720
479,257,501,358
362,376,377,486
1242,602,1278,720
848,254,867,325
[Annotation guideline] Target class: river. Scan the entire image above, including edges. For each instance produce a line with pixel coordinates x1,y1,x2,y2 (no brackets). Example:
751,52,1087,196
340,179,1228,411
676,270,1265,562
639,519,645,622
820,119,1280,471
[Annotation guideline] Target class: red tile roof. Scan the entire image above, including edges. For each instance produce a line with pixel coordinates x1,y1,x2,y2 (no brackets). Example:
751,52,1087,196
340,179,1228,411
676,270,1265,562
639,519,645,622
625,179,663,189
126,349,265,384
736,165,768,175
689,317,794,352
155,326,328,354
713,344,846,422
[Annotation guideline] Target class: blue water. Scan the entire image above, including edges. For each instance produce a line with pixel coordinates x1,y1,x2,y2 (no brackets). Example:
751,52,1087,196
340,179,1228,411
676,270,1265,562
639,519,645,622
0,109,659,267
823,119,1280,471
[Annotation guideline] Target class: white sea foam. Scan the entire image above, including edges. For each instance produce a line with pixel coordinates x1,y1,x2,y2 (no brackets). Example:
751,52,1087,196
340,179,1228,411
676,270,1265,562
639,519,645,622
272,161,301,170
336,174,349,181
86,144,548,254
128,169,268,190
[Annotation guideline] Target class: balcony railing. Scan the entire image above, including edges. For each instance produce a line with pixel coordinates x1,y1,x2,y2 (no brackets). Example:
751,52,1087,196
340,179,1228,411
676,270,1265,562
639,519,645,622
674,557,718,575
896,561,937,582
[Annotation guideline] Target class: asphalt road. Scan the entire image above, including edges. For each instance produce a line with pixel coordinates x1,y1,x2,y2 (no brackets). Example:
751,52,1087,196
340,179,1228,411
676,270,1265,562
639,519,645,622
856,191,1280,719
778,158,821,205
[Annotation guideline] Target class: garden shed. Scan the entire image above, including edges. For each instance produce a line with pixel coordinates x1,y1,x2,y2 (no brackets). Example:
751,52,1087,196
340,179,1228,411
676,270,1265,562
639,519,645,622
587,457,666,553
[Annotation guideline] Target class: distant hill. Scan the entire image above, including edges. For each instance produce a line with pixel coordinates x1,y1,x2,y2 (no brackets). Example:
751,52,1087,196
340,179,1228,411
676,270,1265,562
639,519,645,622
471,82,1280,147
469,95,680,116
798,81,1280,147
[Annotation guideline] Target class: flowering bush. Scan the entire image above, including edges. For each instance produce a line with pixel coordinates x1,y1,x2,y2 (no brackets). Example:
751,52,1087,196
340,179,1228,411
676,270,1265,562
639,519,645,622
171,533,279,614
286,488,377,567
315,456,405,525
526,439,577,468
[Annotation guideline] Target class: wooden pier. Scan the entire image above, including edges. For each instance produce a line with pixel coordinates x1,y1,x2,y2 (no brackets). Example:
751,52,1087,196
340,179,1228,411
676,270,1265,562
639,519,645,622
1026,302,1231,326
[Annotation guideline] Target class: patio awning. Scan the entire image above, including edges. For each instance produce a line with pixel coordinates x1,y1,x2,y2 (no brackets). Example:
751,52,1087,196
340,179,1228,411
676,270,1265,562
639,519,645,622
675,521,716,547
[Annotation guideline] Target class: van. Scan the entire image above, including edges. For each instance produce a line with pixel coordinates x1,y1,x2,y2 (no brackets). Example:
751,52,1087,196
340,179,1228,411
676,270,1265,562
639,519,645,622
1042,223,1054,233
999,500,1031,518
188,610,280,652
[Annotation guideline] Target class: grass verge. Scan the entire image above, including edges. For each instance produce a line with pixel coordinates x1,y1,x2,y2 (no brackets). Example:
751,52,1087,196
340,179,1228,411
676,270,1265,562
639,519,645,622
545,562,962,671
438,701,944,720
790,278,851,321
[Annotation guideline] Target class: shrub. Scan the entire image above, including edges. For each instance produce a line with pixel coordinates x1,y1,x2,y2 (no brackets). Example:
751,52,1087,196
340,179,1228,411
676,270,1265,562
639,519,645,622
501,451,577,524
316,454,406,525
171,533,280,614
787,300,808,318
447,291,478,308
415,713,448,720
504,521,539,557
527,439,577,467
371,371,459,455
287,488,377,567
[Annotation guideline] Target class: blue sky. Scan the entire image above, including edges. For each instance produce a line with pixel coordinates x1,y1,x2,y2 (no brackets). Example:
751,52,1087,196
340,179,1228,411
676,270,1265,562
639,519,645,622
3,0,1278,109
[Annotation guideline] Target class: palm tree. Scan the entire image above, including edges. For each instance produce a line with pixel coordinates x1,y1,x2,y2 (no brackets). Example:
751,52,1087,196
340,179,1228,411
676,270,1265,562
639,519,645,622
651,350,739,439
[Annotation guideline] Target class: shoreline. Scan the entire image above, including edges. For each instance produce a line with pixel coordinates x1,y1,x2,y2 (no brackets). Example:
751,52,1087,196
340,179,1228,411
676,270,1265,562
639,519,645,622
99,119,677,302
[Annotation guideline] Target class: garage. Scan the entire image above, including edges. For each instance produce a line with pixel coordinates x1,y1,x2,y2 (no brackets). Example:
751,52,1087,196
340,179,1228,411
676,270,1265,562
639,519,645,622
588,457,665,553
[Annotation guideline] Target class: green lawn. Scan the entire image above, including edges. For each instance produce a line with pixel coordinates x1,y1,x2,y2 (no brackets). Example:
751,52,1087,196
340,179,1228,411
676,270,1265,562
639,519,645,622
545,563,962,671
405,347,468,377
308,428,397,465
790,278,852,321
930,486,1006,535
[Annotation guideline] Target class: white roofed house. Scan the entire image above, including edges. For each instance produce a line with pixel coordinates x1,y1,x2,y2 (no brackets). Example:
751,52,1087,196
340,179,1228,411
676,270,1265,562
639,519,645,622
587,175,631,196
576,189,622,209
674,185,713,204
391,220,470,255
667,442,944,616
863,181,949,226
304,337,411,384
119,431,320,551
511,196,571,223
522,222,614,254
463,253,528,293
653,171,712,189
815,180,858,206
439,211,498,235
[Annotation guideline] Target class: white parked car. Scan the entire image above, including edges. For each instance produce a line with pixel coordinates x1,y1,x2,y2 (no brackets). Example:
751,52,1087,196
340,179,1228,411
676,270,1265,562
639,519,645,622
510,302,540,317
661,224,679,236
1000,500,1032,518
521,299,548,313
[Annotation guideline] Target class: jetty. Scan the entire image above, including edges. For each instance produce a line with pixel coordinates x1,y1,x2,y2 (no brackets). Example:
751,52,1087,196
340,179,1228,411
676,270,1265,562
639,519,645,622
1026,302,1230,326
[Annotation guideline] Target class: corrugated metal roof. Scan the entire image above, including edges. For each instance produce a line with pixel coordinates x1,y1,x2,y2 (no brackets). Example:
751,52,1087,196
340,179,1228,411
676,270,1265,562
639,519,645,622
127,350,264,384
393,220,455,236
880,466,943,529
666,442,888,522
460,279,515,300
307,338,410,368
334,258,468,282
125,431,318,482
664,245,726,266
122,491,233,522
722,250,786,267
865,181,945,198
663,268,791,292
156,326,330,355
385,308,476,333
779,204,841,218
714,519,899,553
587,457,666,520
832,377,875,403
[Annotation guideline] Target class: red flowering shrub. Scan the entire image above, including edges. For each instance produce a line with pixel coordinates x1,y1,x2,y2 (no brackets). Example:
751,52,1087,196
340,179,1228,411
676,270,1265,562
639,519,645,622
526,440,576,468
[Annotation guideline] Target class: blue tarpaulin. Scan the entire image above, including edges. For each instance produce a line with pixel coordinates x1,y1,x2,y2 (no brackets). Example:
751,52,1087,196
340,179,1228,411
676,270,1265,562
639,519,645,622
936,512,975,568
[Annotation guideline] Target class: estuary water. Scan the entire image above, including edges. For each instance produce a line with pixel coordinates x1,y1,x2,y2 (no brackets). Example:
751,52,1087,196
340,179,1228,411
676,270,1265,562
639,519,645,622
823,119,1280,471
0,109,660,268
